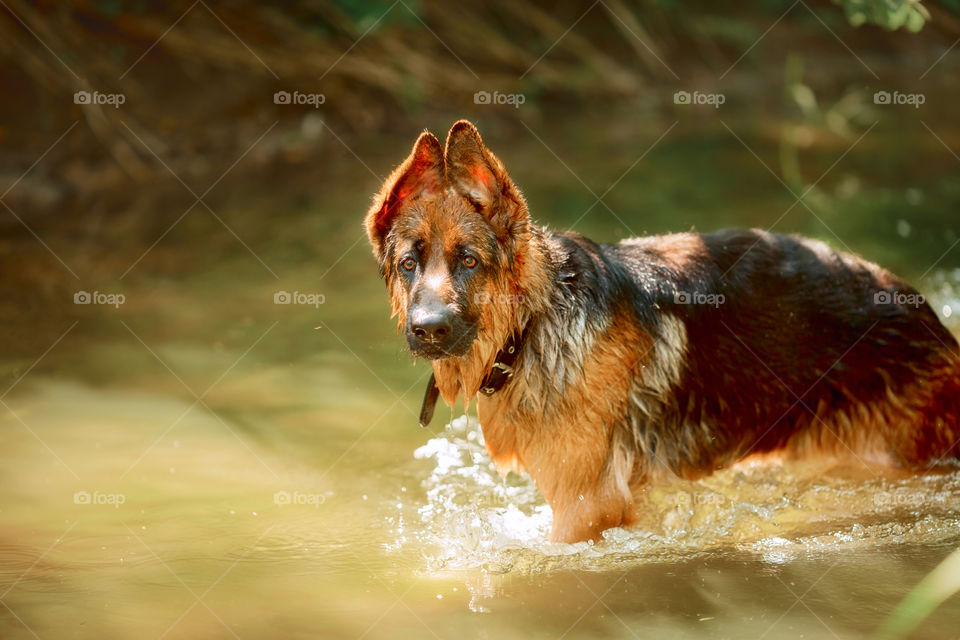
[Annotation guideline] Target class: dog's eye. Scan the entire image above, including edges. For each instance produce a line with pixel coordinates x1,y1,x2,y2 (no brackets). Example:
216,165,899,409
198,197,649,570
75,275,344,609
401,257,416,271
463,256,478,269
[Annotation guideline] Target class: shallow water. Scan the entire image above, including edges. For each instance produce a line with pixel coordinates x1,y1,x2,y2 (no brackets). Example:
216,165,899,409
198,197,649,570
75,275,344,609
405,417,960,575
3,109,960,638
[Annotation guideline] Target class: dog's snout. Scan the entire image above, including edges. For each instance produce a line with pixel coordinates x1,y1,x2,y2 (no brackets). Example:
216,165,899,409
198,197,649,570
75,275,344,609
406,301,475,359
411,309,452,341
405,286,476,359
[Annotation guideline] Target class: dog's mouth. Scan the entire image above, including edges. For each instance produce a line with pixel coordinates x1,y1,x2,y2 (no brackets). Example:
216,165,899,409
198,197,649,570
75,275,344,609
406,325,478,360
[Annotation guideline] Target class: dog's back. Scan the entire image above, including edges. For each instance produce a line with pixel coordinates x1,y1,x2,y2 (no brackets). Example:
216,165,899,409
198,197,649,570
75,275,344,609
593,228,960,475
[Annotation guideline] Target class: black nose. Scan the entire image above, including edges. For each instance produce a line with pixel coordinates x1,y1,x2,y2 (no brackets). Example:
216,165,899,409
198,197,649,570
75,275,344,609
411,311,452,341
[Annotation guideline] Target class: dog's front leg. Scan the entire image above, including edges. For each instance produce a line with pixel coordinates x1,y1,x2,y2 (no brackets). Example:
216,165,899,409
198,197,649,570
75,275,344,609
546,472,636,543
528,446,638,544
480,396,640,542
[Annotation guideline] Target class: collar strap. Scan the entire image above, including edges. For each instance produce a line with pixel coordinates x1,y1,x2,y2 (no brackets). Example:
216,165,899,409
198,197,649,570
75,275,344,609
418,325,528,428
418,373,440,428
479,325,528,397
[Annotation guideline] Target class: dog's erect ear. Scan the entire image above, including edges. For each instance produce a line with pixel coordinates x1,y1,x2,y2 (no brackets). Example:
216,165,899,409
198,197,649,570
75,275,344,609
444,120,529,237
366,131,444,259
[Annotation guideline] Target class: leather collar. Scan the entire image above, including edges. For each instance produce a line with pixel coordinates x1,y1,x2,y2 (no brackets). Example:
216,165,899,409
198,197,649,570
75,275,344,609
418,373,441,428
478,326,527,396
418,325,528,427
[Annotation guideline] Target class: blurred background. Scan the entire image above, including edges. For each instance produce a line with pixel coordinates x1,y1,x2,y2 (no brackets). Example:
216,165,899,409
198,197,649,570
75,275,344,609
2,1,960,638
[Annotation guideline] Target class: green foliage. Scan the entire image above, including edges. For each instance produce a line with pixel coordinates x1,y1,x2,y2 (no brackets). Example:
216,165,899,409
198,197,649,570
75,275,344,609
91,0,149,17
779,52,873,205
874,547,960,639
833,0,930,32
693,16,763,48
333,0,422,30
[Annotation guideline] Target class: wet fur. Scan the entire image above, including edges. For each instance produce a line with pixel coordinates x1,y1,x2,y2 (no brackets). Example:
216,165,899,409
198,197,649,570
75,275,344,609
366,121,960,543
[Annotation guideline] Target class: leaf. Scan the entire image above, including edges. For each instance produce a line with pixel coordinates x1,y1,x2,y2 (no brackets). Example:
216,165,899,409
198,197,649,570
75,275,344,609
833,0,929,32
873,547,960,639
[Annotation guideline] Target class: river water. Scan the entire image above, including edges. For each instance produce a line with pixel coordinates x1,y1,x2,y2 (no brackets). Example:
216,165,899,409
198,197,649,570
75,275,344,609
2,113,959,638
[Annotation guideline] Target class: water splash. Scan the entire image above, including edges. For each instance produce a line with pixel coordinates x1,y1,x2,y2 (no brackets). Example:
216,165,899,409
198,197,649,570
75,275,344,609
391,415,960,576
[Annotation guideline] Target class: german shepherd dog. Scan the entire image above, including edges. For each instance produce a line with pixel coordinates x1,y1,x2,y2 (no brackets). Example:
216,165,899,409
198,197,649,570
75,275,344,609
365,120,960,543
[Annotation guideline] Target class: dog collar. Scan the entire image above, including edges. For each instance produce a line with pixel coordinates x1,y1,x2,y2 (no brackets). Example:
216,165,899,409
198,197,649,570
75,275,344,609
479,326,527,397
417,325,528,427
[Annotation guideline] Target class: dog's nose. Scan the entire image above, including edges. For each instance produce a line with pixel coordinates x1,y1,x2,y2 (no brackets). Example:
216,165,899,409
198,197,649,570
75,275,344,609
411,311,452,341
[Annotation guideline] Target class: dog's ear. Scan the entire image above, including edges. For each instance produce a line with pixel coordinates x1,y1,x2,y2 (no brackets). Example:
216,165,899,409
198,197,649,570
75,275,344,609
444,120,529,238
366,131,444,260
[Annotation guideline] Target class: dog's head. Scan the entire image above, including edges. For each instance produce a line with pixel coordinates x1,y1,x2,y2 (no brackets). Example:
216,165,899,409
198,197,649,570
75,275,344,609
365,121,534,361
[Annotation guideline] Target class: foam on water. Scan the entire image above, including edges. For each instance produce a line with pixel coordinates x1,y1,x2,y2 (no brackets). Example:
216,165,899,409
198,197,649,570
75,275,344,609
391,416,960,575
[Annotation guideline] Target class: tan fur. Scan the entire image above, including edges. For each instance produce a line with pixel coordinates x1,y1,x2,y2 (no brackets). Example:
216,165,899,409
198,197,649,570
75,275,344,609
478,306,650,541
